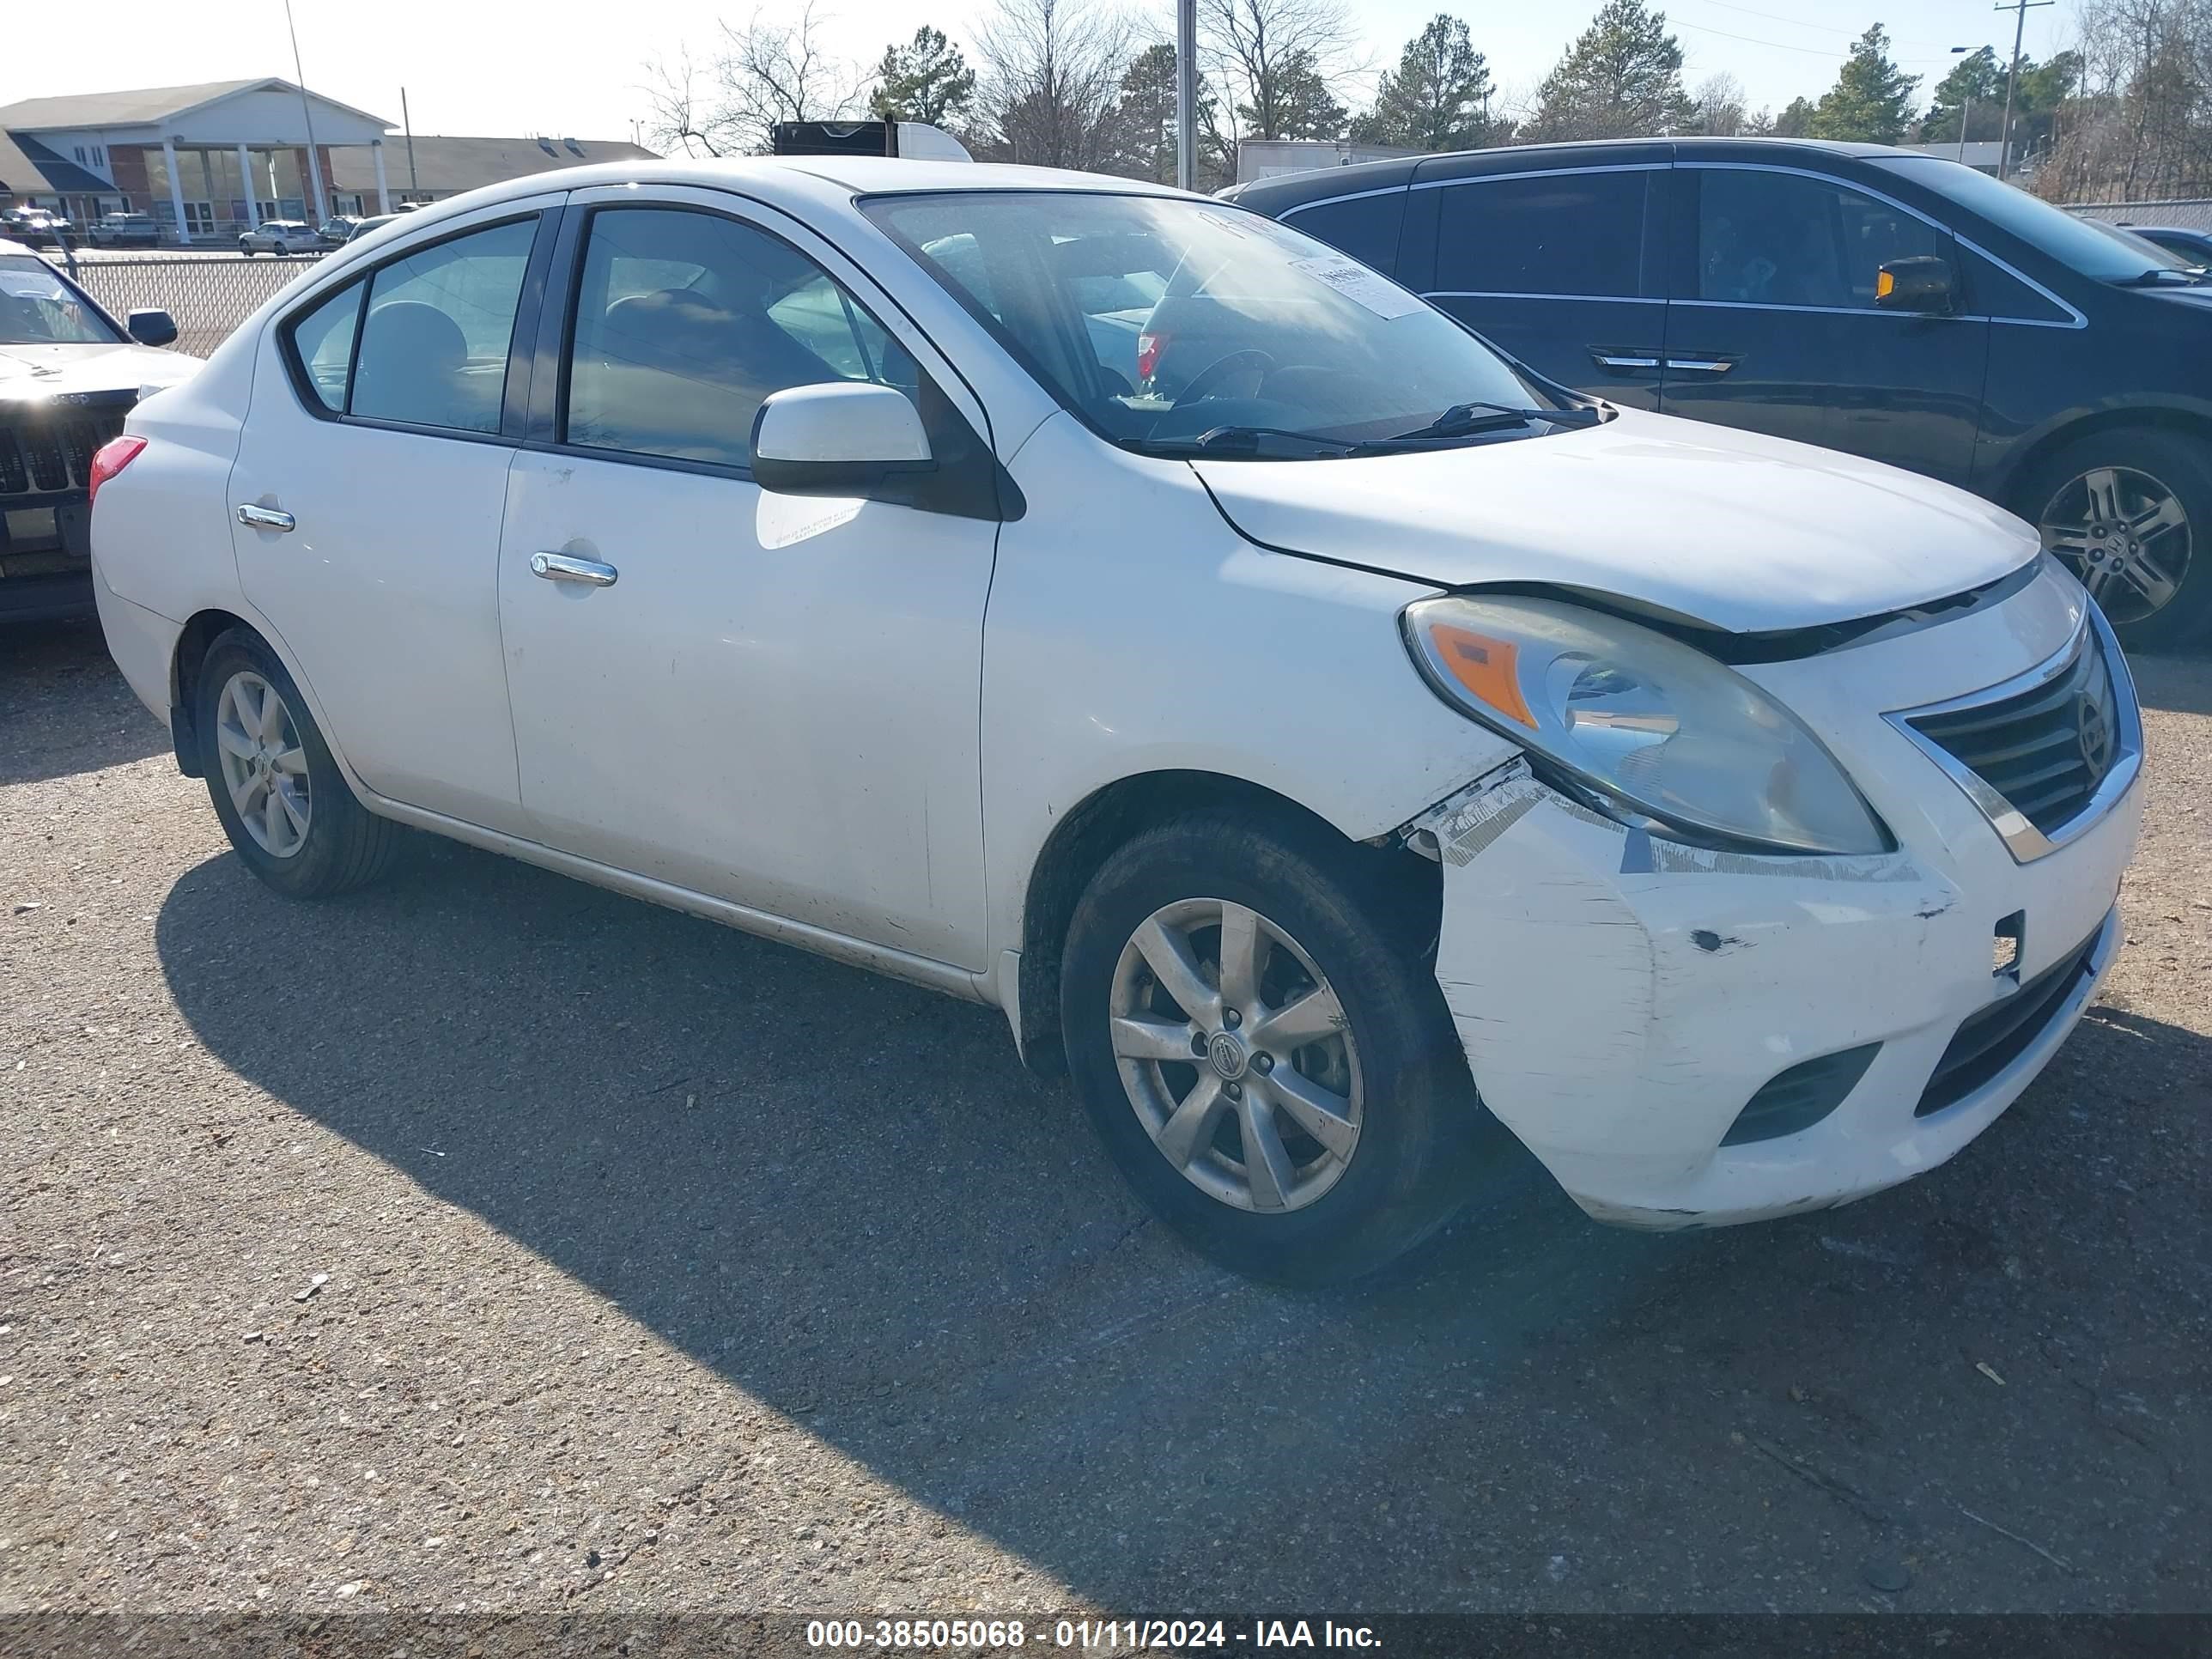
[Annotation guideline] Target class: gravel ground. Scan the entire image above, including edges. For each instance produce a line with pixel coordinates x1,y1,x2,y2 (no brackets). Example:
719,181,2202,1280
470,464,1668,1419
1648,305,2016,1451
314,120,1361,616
1,621,2207,1618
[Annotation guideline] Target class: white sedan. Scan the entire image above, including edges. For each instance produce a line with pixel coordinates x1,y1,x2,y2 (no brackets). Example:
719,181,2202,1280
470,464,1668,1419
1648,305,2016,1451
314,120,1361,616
88,158,2143,1283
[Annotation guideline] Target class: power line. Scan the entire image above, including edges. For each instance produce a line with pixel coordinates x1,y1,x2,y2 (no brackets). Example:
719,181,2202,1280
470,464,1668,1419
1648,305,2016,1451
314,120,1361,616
1679,0,1972,52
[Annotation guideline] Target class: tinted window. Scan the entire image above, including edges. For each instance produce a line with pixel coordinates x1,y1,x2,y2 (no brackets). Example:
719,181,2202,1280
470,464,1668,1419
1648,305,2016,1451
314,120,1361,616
1695,168,1941,310
351,217,536,432
1872,155,2181,282
289,279,362,411
1433,172,1648,298
563,208,917,468
0,255,120,345
1282,191,1407,274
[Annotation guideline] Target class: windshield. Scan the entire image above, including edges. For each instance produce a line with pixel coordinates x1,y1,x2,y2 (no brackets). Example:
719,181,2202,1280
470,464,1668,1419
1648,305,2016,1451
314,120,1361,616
0,256,120,345
861,191,1557,457
1871,157,2200,282
2081,216,2201,270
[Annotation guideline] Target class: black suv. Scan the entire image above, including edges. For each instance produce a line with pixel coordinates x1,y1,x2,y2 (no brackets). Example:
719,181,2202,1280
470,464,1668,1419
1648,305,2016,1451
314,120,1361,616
1231,137,2212,646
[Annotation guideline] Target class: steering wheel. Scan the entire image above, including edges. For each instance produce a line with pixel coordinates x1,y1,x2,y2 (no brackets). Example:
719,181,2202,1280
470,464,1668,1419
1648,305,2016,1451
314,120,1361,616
1171,348,1278,409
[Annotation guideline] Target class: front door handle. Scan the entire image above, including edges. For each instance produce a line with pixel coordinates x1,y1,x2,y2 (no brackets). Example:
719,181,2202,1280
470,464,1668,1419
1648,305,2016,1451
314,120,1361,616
532,550,618,588
235,503,295,532
1589,348,1663,373
1664,355,1737,375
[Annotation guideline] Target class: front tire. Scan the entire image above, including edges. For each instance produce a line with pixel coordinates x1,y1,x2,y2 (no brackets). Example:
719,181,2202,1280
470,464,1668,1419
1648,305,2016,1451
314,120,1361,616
1060,811,1489,1285
196,629,400,898
2025,426,2212,647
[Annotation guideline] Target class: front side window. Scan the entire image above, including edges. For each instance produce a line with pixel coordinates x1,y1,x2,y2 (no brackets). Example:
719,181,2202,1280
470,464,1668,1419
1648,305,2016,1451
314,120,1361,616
1282,191,1409,275
289,279,362,411
349,216,537,432
562,207,917,469
0,256,120,345
1694,168,1942,311
865,191,1547,456
1433,171,1648,298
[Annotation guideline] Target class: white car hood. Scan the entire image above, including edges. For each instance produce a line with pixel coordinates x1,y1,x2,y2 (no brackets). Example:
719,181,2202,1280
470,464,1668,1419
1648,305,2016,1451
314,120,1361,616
0,341,201,404
1193,409,2039,634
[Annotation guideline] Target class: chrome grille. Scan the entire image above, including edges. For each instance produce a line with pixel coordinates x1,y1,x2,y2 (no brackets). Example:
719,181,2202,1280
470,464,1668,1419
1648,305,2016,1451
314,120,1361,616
1889,611,2140,862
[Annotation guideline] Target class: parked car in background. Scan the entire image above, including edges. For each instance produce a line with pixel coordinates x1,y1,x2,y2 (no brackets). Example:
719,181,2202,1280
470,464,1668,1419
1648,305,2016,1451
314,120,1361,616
316,217,362,246
345,214,397,242
1232,137,2212,646
2114,222,2212,267
3,207,66,246
86,212,161,248
0,237,192,621
239,220,319,256
88,161,2140,1281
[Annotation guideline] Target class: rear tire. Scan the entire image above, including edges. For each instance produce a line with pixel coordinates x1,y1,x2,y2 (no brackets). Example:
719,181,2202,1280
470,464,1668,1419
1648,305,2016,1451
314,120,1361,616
2021,425,2212,648
195,629,401,899
1060,811,1490,1285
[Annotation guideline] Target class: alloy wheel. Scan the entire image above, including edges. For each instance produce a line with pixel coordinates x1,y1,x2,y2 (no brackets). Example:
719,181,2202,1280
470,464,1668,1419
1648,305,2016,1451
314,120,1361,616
1108,896,1364,1213
2040,464,2191,624
214,670,312,859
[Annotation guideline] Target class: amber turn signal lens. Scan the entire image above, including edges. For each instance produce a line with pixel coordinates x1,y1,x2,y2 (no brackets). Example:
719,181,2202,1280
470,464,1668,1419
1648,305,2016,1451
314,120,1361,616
1875,269,1895,300
1429,623,1536,728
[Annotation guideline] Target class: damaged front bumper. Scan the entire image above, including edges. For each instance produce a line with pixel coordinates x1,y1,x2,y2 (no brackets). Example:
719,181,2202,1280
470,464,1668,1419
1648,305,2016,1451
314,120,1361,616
1408,598,2142,1230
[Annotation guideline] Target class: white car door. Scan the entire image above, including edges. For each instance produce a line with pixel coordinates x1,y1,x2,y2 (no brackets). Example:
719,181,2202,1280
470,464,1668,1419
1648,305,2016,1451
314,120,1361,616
495,188,1003,970
229,195,563,836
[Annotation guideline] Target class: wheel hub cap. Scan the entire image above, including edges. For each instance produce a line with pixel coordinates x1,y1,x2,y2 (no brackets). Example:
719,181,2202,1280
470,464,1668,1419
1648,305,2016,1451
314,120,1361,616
1206,1031,1249,1080
2040,464,2191,624
214,670,312,860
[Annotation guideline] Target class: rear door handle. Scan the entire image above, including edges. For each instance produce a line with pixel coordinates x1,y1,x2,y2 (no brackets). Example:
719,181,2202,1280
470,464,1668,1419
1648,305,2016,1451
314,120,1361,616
235,503,295,532
1664,356,1737,375
532,550,618,588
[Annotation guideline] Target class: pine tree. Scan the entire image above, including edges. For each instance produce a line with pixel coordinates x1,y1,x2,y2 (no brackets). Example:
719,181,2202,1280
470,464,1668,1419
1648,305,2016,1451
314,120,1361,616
1919,45,2001,143
1806,24,1920,144
1352,15,1494,150
870,26,978,126
1112,42,1231,185
1521,0,1690,142
1241,48,1347,141
1771,94,1815,137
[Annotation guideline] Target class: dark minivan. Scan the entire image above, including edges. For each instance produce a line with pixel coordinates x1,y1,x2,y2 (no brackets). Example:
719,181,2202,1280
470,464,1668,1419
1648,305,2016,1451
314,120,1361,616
1230,137,2212,646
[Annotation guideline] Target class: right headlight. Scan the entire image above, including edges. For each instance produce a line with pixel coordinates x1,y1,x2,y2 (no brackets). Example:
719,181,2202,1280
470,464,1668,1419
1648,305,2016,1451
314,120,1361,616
1403,594,1891,856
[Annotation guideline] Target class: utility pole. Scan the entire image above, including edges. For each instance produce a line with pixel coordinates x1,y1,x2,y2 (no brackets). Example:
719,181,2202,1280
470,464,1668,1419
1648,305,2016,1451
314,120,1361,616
1176,0,1197,191
1994,0,2054,181
402,88,419,195
283,0,329,221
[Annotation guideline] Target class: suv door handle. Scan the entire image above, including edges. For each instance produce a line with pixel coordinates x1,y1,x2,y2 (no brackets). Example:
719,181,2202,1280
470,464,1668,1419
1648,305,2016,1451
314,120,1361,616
1664,355,1737,375
532,550,618,588
1589,348,1662,372
235,503,295,532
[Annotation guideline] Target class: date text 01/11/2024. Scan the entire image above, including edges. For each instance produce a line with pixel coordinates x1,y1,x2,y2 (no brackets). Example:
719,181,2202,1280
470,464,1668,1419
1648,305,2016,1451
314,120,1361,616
804,1619,1382,1650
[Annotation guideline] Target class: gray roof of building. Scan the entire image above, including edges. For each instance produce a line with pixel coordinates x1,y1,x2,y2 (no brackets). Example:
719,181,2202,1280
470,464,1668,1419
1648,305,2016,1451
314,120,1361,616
0,77,391,132
330,134,659,193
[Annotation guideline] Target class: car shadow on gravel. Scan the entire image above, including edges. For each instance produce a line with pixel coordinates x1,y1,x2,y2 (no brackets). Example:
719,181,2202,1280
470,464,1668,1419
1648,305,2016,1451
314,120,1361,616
152,836,2211,1611
2129,649,2212,717
1,619,171,785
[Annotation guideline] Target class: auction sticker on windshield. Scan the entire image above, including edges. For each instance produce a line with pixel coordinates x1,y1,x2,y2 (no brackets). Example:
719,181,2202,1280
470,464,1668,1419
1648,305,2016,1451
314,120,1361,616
1289,253,1427,319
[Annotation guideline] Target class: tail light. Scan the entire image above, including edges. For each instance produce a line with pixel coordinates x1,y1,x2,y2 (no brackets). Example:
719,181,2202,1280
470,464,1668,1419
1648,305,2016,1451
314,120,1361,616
88,434,146,509
1136,329,1170,385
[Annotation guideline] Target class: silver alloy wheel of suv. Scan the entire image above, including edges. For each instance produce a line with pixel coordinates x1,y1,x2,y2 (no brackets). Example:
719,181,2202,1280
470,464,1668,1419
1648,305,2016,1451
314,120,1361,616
1108,896,1364,1212
2039,464,2191,625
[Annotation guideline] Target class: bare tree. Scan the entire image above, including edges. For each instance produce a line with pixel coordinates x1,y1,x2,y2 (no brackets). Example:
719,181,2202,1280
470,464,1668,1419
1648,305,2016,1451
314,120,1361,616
644,3,868,159
1199,0,1364,143
971,0,1137,170
1686,71,1748,137
2037,0,2212,201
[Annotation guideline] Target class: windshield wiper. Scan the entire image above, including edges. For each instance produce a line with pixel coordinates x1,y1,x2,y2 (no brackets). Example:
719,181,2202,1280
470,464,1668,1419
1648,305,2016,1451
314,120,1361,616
1123,425,1360,458
2115,265,2209,286
1378,401,1606,442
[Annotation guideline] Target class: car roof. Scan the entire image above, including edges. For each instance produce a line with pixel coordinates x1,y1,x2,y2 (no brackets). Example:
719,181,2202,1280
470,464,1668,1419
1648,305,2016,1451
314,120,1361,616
0,236,30,256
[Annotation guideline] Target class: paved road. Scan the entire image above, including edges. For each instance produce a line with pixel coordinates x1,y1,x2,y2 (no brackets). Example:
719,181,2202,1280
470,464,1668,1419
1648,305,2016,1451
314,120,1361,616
2,622,2207,1616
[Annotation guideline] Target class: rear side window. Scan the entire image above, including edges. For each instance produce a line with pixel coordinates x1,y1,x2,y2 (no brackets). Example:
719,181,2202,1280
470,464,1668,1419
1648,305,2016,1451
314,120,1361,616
349,218,537,432
1282,191,1408,274
1433,171,1649,298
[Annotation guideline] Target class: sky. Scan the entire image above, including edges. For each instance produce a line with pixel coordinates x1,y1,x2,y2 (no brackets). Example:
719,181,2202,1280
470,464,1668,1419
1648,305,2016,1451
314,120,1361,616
1,0,2082,147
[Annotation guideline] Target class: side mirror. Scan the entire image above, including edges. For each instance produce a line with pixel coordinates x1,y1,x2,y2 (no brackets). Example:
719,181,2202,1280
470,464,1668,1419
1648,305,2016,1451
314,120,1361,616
1874,257,1954,314
126,308,179,347
750,381,933,498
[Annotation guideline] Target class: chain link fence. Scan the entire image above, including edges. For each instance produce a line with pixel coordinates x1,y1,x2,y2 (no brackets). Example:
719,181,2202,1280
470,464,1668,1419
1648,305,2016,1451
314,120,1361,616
46,250,331,358
2064,199,2212,232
